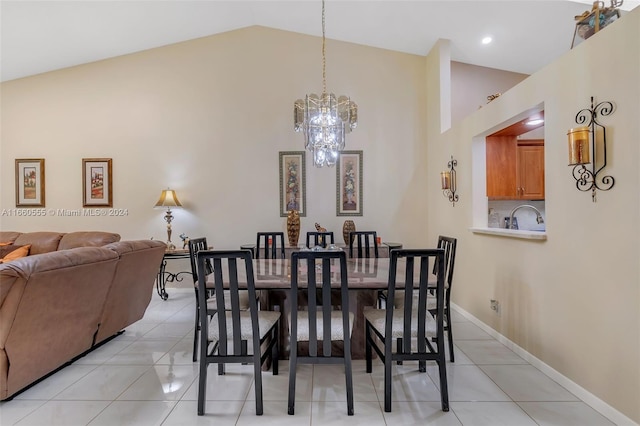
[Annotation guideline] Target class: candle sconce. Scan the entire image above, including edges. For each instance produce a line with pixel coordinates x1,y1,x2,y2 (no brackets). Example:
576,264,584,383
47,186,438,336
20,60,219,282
440,156,458,206
567,96,615,202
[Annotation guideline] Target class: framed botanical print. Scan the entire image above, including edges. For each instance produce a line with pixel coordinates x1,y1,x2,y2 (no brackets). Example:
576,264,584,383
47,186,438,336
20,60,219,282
82,158,113,207
336,150,363,216
15,159,45,207
279,151,306,217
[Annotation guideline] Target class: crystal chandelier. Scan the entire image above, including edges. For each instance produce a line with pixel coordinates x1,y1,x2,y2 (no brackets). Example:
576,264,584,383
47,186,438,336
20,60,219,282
294,0,357,168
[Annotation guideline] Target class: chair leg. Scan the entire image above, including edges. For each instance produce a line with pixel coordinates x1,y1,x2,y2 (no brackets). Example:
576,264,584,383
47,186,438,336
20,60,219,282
241,340,248,365
396,338,403,365
438,358,450,412
288,341,297,415
197,352,208,415
254,353,264,415
365,323,372,373
271,323,279,376
446,309,455,362
193,306,199,362
344,350,354,416
384,352,392,412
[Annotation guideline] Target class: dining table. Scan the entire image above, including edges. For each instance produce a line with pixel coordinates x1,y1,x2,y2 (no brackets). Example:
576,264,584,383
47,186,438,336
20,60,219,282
215,254,425,360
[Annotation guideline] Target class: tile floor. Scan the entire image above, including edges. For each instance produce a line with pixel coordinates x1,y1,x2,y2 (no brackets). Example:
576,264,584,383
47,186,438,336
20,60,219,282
0,289,617,425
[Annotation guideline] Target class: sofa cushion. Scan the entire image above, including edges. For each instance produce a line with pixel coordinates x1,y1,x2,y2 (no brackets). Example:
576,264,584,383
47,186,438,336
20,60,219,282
0,245,31,264
13,232,64,255
58,232,121,251
0,232,21,245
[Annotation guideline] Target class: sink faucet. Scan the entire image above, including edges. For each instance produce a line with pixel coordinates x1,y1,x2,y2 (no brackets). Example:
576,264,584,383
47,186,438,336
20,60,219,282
508,204,544,229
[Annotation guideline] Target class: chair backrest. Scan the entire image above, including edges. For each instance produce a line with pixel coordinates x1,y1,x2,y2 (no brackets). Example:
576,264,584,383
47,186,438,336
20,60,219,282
196,250,261,356
349,231,379,258
305,231,335,248
436,236,457,290
290,250,350,357
255,232,285,259
386,249,446,355
188,237,212,284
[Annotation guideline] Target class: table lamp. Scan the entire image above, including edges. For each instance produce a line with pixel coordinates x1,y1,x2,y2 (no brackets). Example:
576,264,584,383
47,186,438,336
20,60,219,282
154,188,182,250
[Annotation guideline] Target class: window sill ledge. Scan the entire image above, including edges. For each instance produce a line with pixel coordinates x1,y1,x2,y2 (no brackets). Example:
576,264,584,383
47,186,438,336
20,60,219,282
470,227,547,241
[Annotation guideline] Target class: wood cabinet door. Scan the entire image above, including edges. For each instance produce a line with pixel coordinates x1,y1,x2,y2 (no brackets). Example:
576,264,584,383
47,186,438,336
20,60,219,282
486,136,517,199
517,144,545,199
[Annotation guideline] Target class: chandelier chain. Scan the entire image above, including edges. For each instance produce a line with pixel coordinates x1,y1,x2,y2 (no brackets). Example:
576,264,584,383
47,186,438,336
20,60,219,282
321,0,326,94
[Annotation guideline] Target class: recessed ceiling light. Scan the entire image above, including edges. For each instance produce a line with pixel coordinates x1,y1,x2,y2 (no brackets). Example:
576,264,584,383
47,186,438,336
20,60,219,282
481,36,493,45
526,119,544,126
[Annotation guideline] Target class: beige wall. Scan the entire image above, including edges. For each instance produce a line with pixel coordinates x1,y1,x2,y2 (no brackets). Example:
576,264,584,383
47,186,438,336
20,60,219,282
1,26,428,248
426,9,639,424
451,61,528,125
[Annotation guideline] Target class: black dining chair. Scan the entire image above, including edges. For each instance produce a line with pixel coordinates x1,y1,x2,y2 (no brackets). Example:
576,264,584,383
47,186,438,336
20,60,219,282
363,248,449,413
390,235,457,362
255,232,285,259
349,230,379,258
195,250,280,416
188,237,213,362
428,236,457,362
288,250,354,416
305,231,335,248
188,238,252,363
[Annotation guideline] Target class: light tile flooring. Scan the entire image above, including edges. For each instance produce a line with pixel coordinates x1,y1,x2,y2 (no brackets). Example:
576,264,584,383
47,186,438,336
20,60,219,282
0,289,617,425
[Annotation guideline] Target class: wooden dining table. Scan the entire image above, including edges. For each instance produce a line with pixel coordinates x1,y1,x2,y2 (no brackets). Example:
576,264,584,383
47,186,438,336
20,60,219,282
221,255,423,360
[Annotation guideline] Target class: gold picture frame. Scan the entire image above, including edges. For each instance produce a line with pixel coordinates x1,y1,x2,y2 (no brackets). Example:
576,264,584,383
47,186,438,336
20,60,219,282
279,151,306,217
15,158,45,207
82,158,113,207
336,150,363,216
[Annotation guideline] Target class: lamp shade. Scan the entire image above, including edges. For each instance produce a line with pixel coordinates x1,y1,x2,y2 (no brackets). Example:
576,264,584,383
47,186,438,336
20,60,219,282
155,189,182,208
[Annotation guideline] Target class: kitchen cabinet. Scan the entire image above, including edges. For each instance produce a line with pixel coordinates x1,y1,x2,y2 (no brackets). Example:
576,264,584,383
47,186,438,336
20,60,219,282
486,137,544,200
516,142,544,199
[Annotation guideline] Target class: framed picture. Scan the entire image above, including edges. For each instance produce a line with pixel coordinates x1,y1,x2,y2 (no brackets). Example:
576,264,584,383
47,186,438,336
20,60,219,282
15,159,45,207
279,151,306,217
336,150,363,216
82,158,113,207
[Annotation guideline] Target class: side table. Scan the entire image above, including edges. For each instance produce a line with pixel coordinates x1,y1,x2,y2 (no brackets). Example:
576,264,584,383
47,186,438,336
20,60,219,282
157,249,191,300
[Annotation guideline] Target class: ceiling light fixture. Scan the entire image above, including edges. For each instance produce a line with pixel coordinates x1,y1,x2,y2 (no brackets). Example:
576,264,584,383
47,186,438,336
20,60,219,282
481,36,493,45
294,0,357,168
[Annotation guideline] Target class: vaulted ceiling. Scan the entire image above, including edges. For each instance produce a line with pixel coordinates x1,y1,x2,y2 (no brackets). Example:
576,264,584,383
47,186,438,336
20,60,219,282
2,1,638,82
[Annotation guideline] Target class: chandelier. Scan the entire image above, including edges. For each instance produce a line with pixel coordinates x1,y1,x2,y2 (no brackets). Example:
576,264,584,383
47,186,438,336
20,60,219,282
294,0,357,168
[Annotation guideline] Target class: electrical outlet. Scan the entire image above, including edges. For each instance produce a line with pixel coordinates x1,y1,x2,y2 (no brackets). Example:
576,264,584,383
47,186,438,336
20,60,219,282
490,299,500,314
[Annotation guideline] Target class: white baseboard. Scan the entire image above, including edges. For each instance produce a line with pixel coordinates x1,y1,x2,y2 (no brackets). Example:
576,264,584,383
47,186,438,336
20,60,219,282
451,303,638,426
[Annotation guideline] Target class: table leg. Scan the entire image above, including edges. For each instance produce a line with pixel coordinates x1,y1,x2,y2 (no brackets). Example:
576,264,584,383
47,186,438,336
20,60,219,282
156,259,169,300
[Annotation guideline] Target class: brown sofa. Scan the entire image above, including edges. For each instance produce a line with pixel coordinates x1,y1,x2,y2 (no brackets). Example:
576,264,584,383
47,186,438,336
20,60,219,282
0,231,166,400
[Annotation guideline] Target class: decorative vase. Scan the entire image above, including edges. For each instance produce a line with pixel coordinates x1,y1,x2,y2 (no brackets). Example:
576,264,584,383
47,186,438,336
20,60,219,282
287,210,300,246
342,220,356,246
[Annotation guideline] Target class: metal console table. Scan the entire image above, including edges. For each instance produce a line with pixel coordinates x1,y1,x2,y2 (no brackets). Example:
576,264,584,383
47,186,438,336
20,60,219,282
156,249,191,300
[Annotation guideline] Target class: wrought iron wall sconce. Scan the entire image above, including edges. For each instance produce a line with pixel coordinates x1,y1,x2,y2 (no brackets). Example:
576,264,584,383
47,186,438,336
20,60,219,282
567,96,615,202
440,156,458,206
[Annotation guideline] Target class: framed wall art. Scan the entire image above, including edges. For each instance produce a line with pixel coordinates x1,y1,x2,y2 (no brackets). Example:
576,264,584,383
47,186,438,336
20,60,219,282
336,150,363,216
82,158,112,207
15,158,45,207
279,151,306,217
